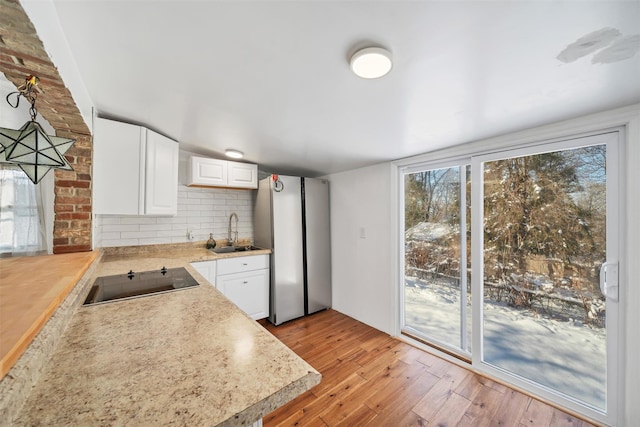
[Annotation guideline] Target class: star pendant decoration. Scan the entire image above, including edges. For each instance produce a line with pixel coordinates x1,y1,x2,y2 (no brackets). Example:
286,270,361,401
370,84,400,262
0,120,75,184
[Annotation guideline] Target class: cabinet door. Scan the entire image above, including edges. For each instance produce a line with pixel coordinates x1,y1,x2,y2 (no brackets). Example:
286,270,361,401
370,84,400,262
93,118,144,215
303,178,331,314
188,157,227,187
190,261,217,285
217,270,269,320
228,161,258,189
145,129,178,215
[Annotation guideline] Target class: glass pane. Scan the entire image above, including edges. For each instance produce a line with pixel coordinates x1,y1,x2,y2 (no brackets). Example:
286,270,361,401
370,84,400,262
482,145,606,410
404,167,468,352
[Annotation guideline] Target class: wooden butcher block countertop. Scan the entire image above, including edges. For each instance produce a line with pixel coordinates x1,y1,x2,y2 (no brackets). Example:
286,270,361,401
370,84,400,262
0,251,99,378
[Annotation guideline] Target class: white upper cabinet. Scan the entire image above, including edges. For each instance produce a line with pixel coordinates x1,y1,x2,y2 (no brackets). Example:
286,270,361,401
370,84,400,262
93,117,179,216
187,155,257,189
144,129,179,215
228,161,258,188
187,157,227,187
93,118,143,215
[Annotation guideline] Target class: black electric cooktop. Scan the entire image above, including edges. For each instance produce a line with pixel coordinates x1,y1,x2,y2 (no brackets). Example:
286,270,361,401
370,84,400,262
83,267,199,306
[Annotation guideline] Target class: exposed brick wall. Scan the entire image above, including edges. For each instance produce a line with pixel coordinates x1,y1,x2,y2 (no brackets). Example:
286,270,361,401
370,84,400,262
0,0,92,253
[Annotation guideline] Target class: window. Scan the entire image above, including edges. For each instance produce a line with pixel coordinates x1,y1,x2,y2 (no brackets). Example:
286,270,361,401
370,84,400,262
0,165,46,256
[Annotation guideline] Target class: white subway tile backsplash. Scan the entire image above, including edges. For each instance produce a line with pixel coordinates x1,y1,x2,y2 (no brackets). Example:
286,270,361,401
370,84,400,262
187,192,212,199
95,184,254,248
102,224,139,233
100,217,122,225
182,198,202,205
156,217,187,224
157,229,186,237
101,238,140,247
139,224,173,231
100,232,122,240
120,217,158,225
121,231,160,239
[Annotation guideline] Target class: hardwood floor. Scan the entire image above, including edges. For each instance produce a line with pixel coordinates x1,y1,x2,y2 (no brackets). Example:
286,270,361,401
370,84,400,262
259,309,596,427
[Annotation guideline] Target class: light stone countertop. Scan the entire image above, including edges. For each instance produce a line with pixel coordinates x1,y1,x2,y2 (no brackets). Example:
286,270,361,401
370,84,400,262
13,248,321,426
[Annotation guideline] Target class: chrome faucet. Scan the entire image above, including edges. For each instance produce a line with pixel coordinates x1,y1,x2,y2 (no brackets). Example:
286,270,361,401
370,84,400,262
228,212,239,246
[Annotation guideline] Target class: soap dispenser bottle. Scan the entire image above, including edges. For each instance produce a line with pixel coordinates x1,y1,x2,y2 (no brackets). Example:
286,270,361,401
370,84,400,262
206,233,217,249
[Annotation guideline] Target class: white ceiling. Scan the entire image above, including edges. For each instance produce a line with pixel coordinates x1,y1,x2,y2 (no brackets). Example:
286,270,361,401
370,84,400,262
47,1,640,177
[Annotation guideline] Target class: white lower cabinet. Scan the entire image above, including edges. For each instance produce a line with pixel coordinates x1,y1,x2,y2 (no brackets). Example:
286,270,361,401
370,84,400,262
216,269,269,320
192,255,269,320
216,254,269,320
190,260,217,284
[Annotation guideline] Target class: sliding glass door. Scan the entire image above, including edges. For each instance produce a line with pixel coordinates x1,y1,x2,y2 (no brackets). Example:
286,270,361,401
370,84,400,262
401,131,620,424
472,132,619,420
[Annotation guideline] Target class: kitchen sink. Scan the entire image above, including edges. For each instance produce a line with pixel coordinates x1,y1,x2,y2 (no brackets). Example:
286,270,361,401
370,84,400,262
210,245,264,254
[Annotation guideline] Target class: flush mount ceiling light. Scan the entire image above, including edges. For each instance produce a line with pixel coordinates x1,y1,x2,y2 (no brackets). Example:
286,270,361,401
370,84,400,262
0,75,76,184
350,47,393,79
225,149,244,159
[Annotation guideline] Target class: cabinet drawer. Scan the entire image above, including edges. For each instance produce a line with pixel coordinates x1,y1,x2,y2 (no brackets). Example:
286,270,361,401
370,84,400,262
217,254,269,275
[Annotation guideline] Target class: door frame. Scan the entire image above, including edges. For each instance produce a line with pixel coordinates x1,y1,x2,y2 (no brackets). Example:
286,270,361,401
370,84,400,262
391,105,637,425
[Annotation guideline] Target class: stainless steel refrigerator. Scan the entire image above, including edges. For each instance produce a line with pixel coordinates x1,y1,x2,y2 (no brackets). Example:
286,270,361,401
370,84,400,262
254,175,331,325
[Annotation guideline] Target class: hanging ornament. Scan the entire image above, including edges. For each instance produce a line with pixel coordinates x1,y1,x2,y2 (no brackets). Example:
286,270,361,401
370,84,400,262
0,75,76,184
272,173,284,192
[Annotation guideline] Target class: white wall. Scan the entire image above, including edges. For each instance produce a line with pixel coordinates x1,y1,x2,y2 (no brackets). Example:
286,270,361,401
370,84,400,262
21,0,94,128
94,150,254,247
328,162,394,334
329,105,639,425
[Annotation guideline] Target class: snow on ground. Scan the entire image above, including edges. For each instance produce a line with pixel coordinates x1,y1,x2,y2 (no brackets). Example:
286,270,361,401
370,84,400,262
404,276,606,410
405,222,457,242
